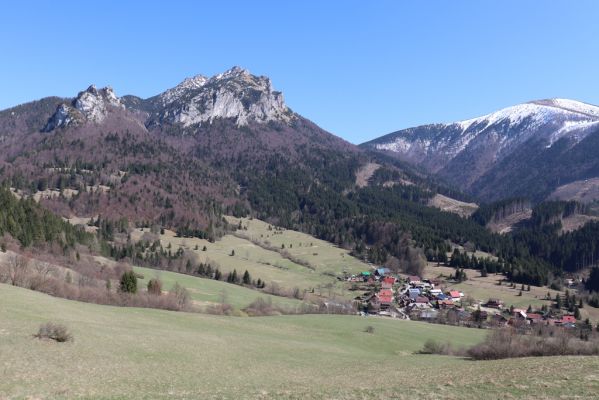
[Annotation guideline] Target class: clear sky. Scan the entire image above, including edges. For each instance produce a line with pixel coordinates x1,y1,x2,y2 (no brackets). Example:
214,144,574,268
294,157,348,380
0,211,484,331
1,1,598,144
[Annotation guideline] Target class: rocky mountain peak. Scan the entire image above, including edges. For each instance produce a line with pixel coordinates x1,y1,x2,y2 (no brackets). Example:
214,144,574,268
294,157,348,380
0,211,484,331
159,75,208,105
44,85,124,131
150,66,292,127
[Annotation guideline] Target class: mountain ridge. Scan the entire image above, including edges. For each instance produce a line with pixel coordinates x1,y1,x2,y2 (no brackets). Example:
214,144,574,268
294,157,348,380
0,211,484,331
362,98,599,202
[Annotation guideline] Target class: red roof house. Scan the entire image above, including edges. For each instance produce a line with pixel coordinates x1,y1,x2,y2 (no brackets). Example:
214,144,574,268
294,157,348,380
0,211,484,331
382,276,396,285
415,296,429,304
377,289,394,304
449,291,461,299
561,315,576,324
437,299,455,309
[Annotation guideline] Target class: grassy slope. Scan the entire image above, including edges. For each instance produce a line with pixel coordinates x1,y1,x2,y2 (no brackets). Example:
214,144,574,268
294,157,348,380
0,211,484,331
131,217,369,299
133,265,302,310
425,264,559,309
3,284,599,399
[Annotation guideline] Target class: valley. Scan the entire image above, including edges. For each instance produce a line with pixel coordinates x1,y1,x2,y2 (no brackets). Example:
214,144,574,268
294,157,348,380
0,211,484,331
1,64,599,400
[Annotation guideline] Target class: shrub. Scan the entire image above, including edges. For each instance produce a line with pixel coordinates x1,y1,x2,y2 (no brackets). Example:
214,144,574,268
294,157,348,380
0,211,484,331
34,322,72,342
364,325,375,334
466,327,599,360
119,271,137,293
170,283,190,309
147,278,162,295
419,339,455,355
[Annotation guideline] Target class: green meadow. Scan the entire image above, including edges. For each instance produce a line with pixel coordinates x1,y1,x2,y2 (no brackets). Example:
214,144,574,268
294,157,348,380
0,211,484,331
133,265,303,311
3,283,599,399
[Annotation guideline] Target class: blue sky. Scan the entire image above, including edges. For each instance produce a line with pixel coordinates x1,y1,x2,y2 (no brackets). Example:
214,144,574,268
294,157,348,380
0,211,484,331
1,1,598,143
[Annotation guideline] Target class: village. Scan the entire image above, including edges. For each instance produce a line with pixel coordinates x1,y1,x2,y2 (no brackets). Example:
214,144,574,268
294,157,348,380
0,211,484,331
350,267,583,330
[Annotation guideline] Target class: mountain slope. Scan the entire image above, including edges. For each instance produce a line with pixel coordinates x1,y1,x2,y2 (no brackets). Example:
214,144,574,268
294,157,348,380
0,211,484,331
0,67,502,277
362,99,599,202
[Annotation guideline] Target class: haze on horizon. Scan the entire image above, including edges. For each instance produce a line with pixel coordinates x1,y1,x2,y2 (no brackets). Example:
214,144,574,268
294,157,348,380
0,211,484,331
1,0,598,144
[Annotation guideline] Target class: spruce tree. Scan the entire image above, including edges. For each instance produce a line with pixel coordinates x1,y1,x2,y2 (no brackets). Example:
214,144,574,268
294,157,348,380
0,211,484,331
119,271,137,294
242,270,251,285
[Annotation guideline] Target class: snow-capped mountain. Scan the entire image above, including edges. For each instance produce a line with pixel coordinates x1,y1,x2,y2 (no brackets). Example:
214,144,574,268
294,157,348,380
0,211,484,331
44,85,124,131
362,99,599,202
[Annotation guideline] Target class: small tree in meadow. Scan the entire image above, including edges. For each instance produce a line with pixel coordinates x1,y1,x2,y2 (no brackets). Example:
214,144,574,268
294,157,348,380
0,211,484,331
119,271,138,294
242,270,251,285
147,278,162,295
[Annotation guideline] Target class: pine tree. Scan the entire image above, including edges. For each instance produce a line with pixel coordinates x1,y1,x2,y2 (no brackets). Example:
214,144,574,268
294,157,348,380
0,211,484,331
119,271,137,294
242,270,251,285
555,294,562,309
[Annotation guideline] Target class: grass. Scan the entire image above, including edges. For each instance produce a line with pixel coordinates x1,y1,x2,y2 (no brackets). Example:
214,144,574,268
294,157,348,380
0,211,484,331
133,265,303,311
425,264,572,310
3,283,599,399
131,216,371,299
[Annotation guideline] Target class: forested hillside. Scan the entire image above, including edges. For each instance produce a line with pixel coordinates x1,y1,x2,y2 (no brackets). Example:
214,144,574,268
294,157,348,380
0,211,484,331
1,68,599,292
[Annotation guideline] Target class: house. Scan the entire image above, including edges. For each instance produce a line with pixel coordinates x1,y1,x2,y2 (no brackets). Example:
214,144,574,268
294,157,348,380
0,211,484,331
408,275,422,285
360,271,372,282
408,288,421,300
437,299,455,309
415,296,430,304
381,281,393,289
429,289,442,296
512,309,527,320
382,276,396,286
491,314,509,326
377,289,394,305
420,309,439,320
485,298,504,309
375,267,391,277
448,291,462,301
561,315,576,324
526,313,543,324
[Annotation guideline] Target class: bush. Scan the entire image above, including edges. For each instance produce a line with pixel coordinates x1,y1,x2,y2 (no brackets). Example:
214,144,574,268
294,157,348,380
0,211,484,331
466,328,599,360
419,339,456,355
147,278,162,295
170,283,190,309
119,271,137,293
34,322,72,342
364,325,375,334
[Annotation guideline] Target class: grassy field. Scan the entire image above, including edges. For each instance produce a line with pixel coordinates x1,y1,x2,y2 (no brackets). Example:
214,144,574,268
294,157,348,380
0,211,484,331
130,217,371,299
133,265,303,311
3,284,599,399
424,264,561,309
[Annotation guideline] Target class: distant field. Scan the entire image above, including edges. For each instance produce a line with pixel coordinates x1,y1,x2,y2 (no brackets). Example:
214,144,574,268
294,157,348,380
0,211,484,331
3,284,599,399
130,216,370,299
425,264,561,309
133,265,303,311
